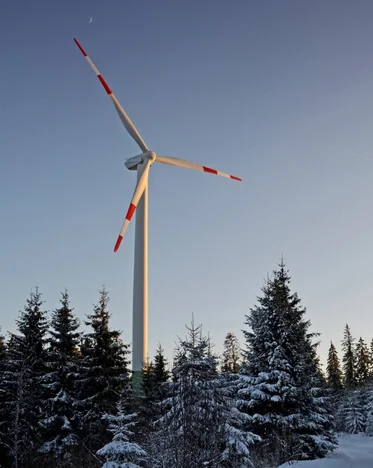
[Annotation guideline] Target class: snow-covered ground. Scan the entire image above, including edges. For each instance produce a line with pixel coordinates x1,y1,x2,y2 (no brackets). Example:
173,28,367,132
279,434,373,468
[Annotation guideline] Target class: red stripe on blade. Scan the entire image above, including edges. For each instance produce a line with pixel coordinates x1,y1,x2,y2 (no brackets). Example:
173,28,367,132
203,166,218,175
74,38,87,57
126,203,136,221
98,75,112,94
230,175,242,181
114,235,123,252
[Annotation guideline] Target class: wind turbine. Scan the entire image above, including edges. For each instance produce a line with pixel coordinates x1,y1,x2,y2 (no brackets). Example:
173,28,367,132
74,38,242,384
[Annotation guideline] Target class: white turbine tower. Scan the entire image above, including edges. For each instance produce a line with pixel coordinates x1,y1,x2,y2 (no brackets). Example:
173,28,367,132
74,38,242,385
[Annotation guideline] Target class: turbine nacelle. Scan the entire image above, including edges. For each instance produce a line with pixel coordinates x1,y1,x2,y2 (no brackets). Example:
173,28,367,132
125,151,156,170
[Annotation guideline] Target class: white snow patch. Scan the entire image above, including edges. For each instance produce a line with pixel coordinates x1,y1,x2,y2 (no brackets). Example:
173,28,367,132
278,433,373,468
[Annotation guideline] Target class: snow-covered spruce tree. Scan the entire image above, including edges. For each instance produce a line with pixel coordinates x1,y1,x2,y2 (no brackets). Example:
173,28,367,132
134,358,154,443
355,337,370,387
97,397,146,468
217,372,260,467
1,289,48,467
0,329,5,360
39,290,82,466
342,324,356,388
149,320,217,466
150,319,256,468
370,338,373,377
0,329,9,464
140,345,170,427
326,342,343,390
302,334,336,452
218,332,260,466
153,344,171,389
325,341,344,431
339,389,366,433
142,345,170,401
365,383,373,436
238,262,335,466
221,332,241,374
78,288,131,454
152,319,225,467
141,358,154,399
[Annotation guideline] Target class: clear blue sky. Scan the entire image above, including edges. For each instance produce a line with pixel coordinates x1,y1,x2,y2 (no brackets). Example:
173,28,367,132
1,0,373,368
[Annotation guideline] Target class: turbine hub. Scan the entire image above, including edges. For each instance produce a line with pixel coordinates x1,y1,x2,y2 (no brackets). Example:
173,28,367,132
146,151,156,162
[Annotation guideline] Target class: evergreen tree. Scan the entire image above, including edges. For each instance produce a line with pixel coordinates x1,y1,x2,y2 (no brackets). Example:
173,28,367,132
2,289,48,466
152,320,221,467
169,319,225,466
0,329,5,360
143,345,170,411
221,332,240,374
365,384,373,436
141,358,154,398
139,346,170,444
342,324,356,388
218,372,260,467
339,389,366,433
0,329,8,464
355,337,370,387
39,290,82,466
326,341,343,390
152,319,255,467
136,358,155,443
142,345,170,400
153,344,170,387
369,338,373,377
79,288,131,453
79,336,93,359
97,398,146,468
238,262,335,466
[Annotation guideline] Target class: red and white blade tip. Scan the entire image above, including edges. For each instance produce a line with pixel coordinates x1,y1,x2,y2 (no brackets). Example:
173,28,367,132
73,38,112,95
114,236,123,252
74,38,87,56
201,165,242,181
113,203,137,252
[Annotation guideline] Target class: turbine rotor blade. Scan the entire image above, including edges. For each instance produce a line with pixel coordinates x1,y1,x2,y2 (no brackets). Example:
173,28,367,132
114,159,152,252
74,38,148,153
155,156,242,181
